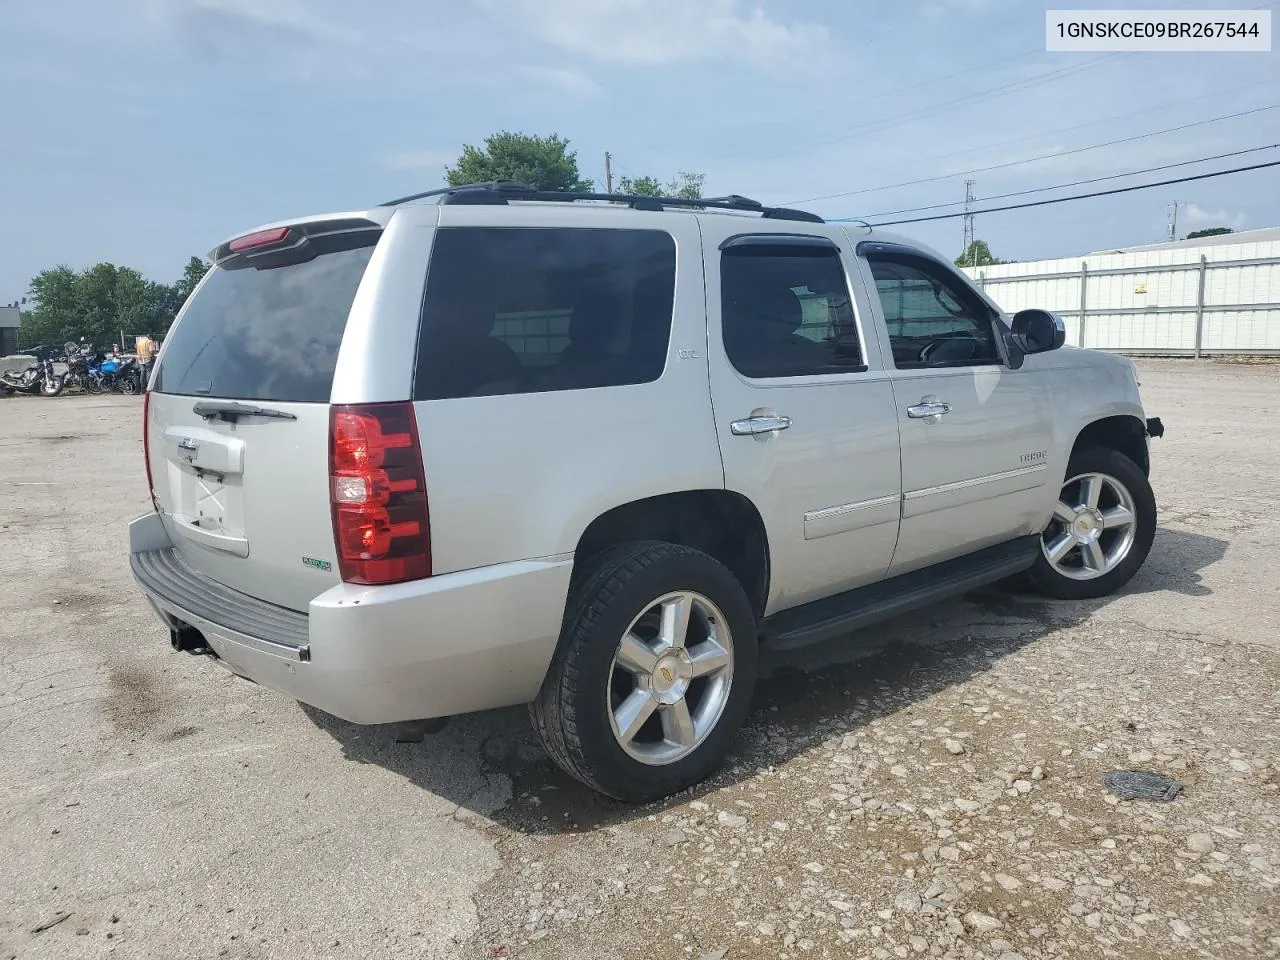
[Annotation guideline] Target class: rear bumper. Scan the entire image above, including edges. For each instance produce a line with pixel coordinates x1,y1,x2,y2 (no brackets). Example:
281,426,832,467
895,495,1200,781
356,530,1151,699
128,513,573,724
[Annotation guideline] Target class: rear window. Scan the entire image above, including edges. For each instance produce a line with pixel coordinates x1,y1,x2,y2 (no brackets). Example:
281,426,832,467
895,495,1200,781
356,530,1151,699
414,227,676,400
152,230,379,402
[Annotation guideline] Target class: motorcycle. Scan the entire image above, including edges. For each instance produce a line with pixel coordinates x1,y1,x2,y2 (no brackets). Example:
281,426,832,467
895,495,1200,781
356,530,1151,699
76,352,111,393
87,354,126,392
0,357,64,397
59,344,96,393
112,358,142,395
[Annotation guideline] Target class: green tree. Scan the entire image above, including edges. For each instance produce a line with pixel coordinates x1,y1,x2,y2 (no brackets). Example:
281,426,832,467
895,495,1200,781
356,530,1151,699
115,267,153,334
148,280,183,333
1186,227,1232,239
20,266,79,347
19,256,207,348
76,263,125,346
175,256,210,306
446,131,592,191
955,240,1004,269
617,171,705,200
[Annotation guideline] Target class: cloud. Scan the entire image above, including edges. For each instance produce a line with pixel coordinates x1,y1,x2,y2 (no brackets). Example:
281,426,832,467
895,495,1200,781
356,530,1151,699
144,0,354,40
921,0,1002,19
1185,203,1248,230
495,0,831,68
140,0,363,64
378,149,459,174
519,66,602,97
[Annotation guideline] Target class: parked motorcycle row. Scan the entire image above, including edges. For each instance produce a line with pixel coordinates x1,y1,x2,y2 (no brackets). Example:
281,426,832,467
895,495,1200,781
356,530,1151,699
0,342,145,398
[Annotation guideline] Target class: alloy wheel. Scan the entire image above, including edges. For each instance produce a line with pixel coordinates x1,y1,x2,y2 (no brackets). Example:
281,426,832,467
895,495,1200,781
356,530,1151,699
1041,471,1139,581
607,591,734,765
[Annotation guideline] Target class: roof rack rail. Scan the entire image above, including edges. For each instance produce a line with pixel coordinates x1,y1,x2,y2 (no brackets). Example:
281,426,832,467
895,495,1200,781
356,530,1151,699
379,180,534,206
701,194,764,211
379,182,824,223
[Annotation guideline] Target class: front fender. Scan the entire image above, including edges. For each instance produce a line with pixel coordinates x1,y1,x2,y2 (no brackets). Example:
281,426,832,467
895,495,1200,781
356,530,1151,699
1036,355,1147,523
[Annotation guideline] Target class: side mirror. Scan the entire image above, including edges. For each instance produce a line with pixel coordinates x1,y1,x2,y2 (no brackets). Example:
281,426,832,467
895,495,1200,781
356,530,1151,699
1011,309,1066,354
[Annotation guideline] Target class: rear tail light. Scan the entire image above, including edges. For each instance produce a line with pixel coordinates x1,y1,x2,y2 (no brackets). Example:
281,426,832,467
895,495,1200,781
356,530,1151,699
142,391,158,512
329,402,431,584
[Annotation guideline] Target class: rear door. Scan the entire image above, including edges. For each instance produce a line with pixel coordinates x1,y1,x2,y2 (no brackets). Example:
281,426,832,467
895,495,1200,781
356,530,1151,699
702,221,902,614
147,214,392,611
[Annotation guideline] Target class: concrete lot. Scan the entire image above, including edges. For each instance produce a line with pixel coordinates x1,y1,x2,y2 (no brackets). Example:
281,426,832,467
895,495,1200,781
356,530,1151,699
1,359,1276,960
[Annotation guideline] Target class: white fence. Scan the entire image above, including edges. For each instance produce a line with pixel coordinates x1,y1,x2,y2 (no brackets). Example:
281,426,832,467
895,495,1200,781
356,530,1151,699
962,236,1280,356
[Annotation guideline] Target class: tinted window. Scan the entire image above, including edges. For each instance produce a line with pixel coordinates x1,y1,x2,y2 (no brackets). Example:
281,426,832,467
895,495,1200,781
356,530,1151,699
152,231,378,401
720,244,863,379
866,255,1000,368
414,228,675,400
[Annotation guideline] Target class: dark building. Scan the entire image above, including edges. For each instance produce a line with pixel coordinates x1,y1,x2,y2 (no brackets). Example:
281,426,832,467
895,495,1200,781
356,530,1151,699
0,306,20,357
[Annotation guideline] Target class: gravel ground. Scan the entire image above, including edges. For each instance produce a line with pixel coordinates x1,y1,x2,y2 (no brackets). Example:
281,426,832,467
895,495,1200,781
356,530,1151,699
1,359,1277,960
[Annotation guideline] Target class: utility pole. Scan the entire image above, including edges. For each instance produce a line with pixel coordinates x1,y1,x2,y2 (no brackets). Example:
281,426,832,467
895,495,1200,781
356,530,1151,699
605,152,613,194
1167,201,1185,241
962,179,976,265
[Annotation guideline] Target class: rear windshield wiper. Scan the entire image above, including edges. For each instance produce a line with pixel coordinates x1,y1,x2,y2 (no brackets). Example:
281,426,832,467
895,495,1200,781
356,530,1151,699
192,401,298,423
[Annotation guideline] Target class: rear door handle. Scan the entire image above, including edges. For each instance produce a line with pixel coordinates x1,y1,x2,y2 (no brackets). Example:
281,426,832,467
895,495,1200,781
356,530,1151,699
906,401,952,419
730,415,793,436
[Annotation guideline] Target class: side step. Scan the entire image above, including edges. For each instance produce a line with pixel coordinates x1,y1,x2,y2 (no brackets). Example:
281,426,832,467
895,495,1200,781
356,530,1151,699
762,535,1040,652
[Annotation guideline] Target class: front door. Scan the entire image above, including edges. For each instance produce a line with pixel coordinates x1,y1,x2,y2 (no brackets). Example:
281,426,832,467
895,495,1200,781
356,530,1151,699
703,224,902,614
856,245,1053,577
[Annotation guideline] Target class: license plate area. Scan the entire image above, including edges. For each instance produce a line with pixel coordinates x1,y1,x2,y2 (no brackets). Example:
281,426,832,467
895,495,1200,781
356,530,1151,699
163,426,249,554
192,471,229,531
166,464,250,556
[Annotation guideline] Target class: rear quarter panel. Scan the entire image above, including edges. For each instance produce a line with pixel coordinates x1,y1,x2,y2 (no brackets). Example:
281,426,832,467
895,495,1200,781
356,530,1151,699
408,207,724,574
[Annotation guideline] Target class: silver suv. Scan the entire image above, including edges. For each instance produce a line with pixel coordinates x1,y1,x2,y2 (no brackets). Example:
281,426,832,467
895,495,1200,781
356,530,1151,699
130,182,1162,802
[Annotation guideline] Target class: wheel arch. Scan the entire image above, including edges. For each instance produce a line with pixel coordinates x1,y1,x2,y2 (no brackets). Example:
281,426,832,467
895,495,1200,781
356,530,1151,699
1070,414,1149,475
573,490,770,619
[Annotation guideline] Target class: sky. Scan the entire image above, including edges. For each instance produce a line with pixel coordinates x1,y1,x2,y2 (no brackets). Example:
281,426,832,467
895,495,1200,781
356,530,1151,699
1,0,1277,300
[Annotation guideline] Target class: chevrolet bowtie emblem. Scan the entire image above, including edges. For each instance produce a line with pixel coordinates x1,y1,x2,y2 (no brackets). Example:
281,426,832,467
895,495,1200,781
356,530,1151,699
660,666,673,683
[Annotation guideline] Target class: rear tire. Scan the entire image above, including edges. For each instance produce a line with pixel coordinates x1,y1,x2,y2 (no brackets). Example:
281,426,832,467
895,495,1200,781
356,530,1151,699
118,376,138,396
1028,446,1155,600
530,541,758,803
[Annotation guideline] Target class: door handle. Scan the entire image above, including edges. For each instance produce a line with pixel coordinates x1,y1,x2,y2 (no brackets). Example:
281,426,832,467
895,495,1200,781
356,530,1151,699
906,401,952,419
730,415,793,436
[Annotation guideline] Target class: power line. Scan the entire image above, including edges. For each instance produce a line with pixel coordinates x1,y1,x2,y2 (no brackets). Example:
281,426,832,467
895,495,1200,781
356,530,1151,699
860,143,1280,219
846,49,1039,103
789,102,1280,205
853,160,1280,226
894,76,1275,171
717,0,1219,170
716,54,1129,177
711,0,1275,181
808,55,1128,151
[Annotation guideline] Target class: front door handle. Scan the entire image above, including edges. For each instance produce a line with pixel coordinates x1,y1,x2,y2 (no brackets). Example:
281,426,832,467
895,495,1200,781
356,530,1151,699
730,415,793,436
906,401,952,419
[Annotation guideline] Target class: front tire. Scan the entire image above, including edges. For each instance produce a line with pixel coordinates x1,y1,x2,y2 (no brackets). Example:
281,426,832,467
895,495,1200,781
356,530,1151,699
1028,446,1156,600
531,541,758,803
40,376,64,397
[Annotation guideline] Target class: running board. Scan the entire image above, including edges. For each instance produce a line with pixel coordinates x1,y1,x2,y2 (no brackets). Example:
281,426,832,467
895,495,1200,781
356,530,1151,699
762,535,1040,652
